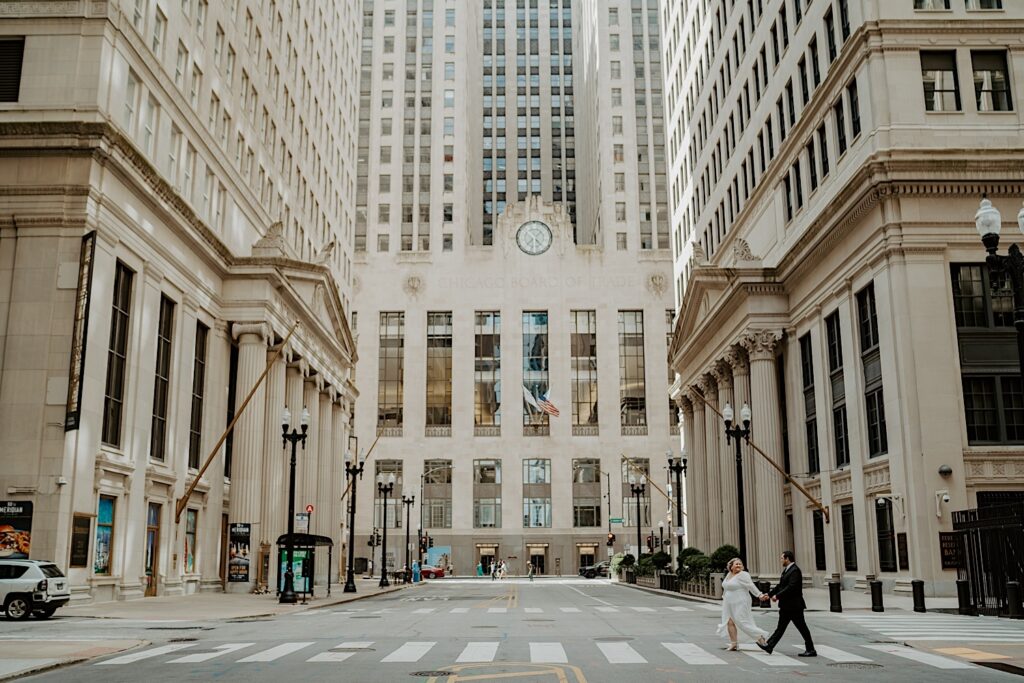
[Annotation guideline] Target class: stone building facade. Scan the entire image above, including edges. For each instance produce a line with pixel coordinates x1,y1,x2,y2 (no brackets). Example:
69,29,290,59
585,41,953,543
0,0,359,601
663,0,1024,595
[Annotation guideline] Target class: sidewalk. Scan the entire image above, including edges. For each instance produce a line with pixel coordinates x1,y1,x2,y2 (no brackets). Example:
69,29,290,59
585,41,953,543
0,640,144,682
60,577,416,621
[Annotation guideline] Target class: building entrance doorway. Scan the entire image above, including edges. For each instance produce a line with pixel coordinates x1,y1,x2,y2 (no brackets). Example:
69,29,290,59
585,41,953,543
477,546,498,576
529,549,546,575
144,503,161,597
578,547,596,572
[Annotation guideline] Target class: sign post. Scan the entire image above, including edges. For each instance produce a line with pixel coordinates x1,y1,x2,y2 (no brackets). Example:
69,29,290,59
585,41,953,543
305,504,314,536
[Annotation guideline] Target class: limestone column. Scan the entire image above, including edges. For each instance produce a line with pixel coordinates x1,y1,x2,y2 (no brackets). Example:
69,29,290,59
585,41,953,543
725,346,757,571
259,346,287,590
713,361,738,551
228,322,269,592
741,329,786,575
687,387,708,553
679,397,696,549
699,374,723,551
301,374,322,520
316,389,334,537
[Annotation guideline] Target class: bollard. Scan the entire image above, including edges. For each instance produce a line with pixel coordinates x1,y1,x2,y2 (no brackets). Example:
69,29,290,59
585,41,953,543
870,580,884,612
911,580,926,613
1007,581,1023,619
756,580,771,608
957,579,974,616
828,580,843,613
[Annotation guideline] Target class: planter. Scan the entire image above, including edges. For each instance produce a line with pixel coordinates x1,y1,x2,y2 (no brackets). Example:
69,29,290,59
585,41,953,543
678,572,724,600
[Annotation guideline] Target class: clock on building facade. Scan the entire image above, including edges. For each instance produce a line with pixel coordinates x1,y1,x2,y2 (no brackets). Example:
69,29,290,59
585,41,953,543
516,220,553,255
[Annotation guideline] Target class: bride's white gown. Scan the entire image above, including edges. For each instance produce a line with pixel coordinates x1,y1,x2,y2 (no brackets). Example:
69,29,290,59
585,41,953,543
717,570,769,641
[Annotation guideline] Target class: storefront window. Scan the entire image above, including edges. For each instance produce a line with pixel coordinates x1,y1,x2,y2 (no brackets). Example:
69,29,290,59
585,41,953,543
94,496,115,575
184,509,198,573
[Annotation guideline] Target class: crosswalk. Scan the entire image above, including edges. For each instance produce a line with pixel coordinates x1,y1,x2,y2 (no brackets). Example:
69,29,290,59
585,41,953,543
328,603,699,616
94,638,977,670
844,614,1024,642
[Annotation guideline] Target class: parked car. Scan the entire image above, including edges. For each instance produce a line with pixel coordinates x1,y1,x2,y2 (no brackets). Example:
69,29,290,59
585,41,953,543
0,560,71,620
579,561,610,579
420,565,446,579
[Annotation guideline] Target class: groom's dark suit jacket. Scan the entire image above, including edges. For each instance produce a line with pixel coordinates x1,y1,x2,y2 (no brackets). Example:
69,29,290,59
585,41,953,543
768,563,806,615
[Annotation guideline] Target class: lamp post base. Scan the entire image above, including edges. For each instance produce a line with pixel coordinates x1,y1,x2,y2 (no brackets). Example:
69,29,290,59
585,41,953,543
343,570,357,593
279,570,298,604
379,576,390,588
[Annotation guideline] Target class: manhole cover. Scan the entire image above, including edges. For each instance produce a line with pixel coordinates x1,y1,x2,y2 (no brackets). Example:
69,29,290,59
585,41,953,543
828,663,883,670
410,672,453,677
594,637,634,642
168,637,198,643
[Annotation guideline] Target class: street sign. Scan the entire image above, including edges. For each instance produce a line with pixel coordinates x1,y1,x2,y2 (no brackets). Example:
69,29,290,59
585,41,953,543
305,504,315,514
674,527,686,536
609,517,623,524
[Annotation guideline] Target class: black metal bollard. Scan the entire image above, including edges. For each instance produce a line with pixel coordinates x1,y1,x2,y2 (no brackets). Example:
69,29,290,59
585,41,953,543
956,579,974,616
755,580,771,608
1007,581,1023,619
913,581,929,614
828,580,843,613
870,580,884,612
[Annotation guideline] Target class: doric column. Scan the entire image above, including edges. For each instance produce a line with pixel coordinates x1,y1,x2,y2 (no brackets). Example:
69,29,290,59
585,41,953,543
713,361,738,551
741,329,786,575
301,372,322,518
724,345,755,570
259,344,287,590
699,373,723,551
316,388,334,538
228,322,269,591
678,396,696,549
687,386,708,553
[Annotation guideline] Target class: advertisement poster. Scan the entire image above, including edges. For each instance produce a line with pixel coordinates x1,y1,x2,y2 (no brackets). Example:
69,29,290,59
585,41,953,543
278,549,311,593
70,515,91,567
228,523,251,582
0,501,33,559
426,545,452,570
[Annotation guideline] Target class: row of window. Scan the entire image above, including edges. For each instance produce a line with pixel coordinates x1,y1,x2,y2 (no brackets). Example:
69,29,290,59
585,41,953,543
814,499,907,574
90,494,200,578
374,309,672,434
921,50,1014,113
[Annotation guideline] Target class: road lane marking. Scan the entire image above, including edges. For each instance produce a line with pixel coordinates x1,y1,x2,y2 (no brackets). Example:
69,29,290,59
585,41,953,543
666,606,693,612
487,607,508,613
530,642,568,663
413,608,436,614
382,642,436,663
595,606,619,613
597,642,647,664
450,607,470,613
567,584,616,606
797,645,870,663
560,607,581,613
629,606,655,612
456,642,500,663
169,643,254,663
96,644,195,665
696,604,723,611
307,651,356,662
525,607,543,613
740,645,806,666
934,647,1010,661
863,644,973,669
662,642,726,665
238,642,314,662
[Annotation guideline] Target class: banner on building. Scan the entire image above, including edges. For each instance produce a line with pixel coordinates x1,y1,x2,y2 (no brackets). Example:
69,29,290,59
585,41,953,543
228,523,251,582
0,501,33,559
69,514,91,567
64,231,96,431
426,545,452,570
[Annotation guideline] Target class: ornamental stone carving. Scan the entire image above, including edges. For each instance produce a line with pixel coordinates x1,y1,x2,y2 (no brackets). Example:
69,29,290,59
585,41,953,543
696,373,717,395
722,346,749,375
732,238,758,262
739,329,783,360
403,274,424,298
231,322,271,345
646,272,668,297
710,361,733,389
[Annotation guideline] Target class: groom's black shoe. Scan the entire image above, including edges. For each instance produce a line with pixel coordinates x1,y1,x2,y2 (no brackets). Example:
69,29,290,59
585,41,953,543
757,642,773,655
797,651,817,657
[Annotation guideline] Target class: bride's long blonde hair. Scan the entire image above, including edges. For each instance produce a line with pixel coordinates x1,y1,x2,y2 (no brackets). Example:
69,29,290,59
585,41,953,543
726,558,744,572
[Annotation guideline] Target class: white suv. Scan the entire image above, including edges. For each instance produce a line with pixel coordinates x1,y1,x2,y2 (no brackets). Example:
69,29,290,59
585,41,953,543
0,560,71,620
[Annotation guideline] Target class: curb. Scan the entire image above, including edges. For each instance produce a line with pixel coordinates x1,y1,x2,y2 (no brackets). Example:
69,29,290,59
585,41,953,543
0,640,148,683
616,581,722,605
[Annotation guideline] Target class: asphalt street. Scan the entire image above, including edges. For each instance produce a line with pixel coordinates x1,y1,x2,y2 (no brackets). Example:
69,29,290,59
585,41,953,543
11,579,1024,682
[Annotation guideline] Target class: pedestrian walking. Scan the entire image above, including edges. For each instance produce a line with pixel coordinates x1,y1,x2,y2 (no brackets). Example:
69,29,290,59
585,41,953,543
717,558,769,651
528,562,535,582
491,561,497,581
758,550,817,657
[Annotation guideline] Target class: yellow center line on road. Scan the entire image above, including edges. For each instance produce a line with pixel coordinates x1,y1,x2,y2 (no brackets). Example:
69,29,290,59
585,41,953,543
427,662,588,683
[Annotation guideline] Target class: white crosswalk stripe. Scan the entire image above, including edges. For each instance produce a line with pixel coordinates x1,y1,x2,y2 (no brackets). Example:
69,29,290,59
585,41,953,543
595,606,619,613
307,642,374,663
845,615,1024,642
798,644,869,663
412,608,436,614
381,642,436,663
450,607,469,613
740,644,806,666
96,643,195,665
487,607,507,613
662,642,726,665
696,603,723,612
560,607,581,613
237,642,314,662
530,642,568,663
456,642,500,663
666,605,693,612
597,641,647,663
629,606,655,612
863,644,973,669
169,643,254,663
524,607,544,613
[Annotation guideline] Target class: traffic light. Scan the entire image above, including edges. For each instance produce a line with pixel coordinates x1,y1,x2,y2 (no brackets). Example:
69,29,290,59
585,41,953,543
606,533,615,547
428,536,434,549
646,535,653,551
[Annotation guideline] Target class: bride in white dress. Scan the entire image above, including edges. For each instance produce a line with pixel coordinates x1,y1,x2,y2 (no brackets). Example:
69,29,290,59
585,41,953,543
717,558,770,651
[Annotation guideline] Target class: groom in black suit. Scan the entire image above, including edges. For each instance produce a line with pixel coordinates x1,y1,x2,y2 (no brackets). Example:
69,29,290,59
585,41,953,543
758,550,817,657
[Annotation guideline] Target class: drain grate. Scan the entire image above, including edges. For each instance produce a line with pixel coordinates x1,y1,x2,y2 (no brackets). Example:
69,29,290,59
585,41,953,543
410,672,454,677
828,663,883,670
168,637,199,643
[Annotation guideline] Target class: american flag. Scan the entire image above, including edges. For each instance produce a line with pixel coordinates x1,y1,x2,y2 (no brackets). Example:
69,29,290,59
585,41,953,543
537,391,561,417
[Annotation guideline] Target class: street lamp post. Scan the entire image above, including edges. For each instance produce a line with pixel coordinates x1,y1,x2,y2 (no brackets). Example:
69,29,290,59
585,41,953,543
343,435,365,594
667,452,687,563
279,406,310,604
658,521,664,552
377,473,396,587
402,493,415,582
629,476,646,558
723,402,752,567
976,197,1024,382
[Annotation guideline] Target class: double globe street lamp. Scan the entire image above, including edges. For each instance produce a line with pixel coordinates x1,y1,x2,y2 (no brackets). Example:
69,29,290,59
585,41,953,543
629,475,646,558
975,197,1024,381
401,492,416,582
722,402,752,567
377,473,396,587
667,451,687,562
343,435,366,594
280,406,310,605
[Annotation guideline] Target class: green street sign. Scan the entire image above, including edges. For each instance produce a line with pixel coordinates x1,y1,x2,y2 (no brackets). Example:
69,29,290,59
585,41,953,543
609,517,623,524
